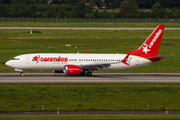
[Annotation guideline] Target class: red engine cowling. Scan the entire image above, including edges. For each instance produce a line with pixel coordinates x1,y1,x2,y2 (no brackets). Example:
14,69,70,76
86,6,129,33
63,65,82,75
53,70,64,73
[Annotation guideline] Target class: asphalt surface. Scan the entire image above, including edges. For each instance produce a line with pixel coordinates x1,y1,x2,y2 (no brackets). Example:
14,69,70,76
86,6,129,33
0,73,180,83
0,27,180,30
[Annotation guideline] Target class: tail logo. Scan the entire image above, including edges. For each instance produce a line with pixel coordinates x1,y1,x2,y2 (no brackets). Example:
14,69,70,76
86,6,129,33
142,29,162,54
149,29,162,48
142,43,150,54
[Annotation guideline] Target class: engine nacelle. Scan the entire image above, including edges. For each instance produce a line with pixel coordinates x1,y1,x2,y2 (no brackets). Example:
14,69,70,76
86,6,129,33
53,70,64,73
63,65,82,75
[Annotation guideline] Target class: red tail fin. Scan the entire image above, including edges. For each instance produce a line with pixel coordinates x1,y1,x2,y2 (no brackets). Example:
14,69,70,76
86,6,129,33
126,25,165,58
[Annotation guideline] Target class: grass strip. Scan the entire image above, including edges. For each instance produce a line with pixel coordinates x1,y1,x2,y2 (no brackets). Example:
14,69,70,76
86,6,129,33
0,22,180,27
1,114,180,120
0,83,180,112
0,29,180,38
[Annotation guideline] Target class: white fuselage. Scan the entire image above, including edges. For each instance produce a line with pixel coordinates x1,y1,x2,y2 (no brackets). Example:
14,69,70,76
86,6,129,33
5,53,152,71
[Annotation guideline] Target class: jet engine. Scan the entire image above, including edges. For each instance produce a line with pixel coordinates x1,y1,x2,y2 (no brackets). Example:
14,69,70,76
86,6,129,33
53,70,64,73
63,65,82,75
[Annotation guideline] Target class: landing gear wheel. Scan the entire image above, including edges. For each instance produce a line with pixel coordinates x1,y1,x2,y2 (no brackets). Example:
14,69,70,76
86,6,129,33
80,71,86,76
20,72,24,76
87,72,92,76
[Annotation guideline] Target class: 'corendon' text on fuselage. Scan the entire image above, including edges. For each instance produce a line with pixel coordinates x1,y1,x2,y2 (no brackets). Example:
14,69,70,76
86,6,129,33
32,55,68,63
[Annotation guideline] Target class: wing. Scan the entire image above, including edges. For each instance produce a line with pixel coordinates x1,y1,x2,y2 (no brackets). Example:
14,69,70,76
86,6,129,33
68,53,130,71
80,62,120,71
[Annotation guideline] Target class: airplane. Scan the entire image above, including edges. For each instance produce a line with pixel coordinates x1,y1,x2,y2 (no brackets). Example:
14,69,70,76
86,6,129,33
5,25,166,76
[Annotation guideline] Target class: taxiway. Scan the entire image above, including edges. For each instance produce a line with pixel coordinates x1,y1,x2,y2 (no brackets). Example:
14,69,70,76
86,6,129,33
0,73,179,83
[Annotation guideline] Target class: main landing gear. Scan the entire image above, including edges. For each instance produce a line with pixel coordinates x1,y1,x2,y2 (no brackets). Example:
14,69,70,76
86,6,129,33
20,72,24,76
87,71,92,76
80,71,86,76
80,71,92,76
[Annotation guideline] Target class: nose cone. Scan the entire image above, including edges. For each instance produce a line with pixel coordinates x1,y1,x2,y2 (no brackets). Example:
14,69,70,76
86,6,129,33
5,60,12,68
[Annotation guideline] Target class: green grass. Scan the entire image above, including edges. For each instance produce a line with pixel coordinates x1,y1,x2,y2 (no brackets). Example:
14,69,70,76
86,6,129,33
1,114,180,120
1,29,180,38
0,83,180,112
0,22,180,27
0,29,179,73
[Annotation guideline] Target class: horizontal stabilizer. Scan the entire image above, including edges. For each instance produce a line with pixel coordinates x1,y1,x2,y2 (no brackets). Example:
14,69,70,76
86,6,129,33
147,54,173,62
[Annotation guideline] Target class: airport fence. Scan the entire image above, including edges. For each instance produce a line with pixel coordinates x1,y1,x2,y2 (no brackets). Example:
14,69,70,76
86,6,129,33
0,17,180,23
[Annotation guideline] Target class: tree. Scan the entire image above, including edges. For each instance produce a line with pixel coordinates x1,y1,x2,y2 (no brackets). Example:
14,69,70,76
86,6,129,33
73,0,94,18
92,0,103,8
0,0,11,4
73,0,86,18
69,0,81,5
136,0,180,9
157,0,180,8
104,0,111,8
151,2,162,12
46,5,56,18
151,2,163,18
11,0,31,4
0,3,10,17
119,1,128,14
86,0,94,13
29,4,37,17
53,0,62,4
11,3,30,17
57,6,66,18
136,0,156,9
128,0,138,13
169,7,180,18
94,9,99,18
110,0,124,9
119,0,138,17
39,0,48,4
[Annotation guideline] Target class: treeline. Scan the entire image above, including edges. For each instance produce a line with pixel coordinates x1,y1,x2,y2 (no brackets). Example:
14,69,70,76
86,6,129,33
0,0,180,18
1,0,180,9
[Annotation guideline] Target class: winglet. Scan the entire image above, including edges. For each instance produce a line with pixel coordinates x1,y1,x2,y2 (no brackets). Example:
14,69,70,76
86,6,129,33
122,53,130,66
85,49,89,54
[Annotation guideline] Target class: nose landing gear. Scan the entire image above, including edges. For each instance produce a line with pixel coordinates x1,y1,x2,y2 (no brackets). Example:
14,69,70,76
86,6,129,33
20,72,24,76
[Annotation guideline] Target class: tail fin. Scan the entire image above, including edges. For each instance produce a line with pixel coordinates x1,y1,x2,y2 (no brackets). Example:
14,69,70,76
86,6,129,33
126,25,165,58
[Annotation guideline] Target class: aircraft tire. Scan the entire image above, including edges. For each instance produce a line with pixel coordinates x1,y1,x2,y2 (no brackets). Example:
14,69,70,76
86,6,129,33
20,72,24,76
87,72,92,76
80,71,85,76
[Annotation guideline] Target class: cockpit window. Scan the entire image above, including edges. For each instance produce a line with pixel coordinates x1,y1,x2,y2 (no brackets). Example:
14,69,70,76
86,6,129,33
12,58,20,60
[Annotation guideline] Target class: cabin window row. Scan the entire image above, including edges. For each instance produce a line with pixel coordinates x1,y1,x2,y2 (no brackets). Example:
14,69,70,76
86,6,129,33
78,59,130,62
12,58,20,60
